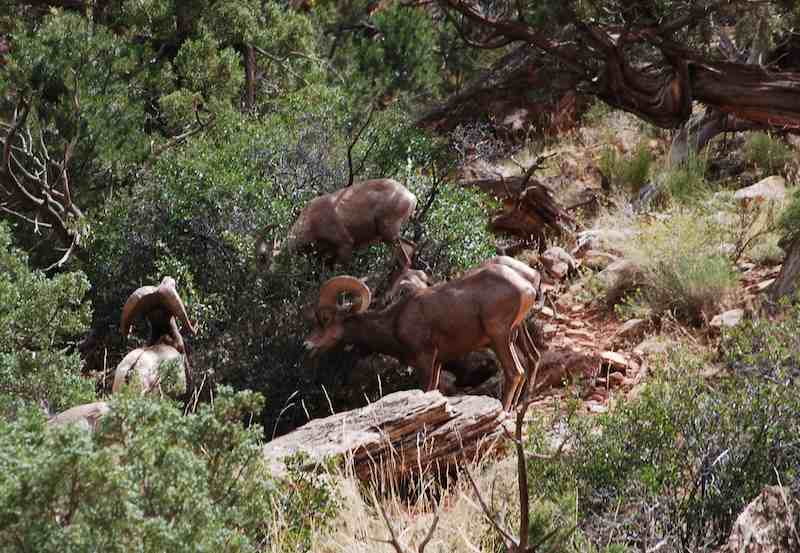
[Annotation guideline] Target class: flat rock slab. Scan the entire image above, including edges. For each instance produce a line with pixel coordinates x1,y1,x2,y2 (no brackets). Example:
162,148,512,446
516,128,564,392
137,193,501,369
262,390,508,481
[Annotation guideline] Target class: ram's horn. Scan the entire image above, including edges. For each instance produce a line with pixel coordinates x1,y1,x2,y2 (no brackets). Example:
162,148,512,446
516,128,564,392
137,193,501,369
120,277,196,336
318,276,371,314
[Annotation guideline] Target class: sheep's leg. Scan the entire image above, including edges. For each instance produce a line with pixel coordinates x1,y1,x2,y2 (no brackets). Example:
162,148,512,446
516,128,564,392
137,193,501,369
393,238,415,267
415,347,441,393
509,339,527,408
491,334,525,411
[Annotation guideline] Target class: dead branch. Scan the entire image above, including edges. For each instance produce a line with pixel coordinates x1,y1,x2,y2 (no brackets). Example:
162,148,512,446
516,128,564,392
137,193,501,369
373,490,441,553
346,102,377,187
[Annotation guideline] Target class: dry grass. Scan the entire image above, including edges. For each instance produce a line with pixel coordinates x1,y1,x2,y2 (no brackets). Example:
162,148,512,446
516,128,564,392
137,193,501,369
309,455,519,553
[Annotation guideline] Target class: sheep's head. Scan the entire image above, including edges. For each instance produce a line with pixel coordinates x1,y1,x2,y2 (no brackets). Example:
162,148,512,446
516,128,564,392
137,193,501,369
304,276,371,354
120,276,196,351
385,267,431,303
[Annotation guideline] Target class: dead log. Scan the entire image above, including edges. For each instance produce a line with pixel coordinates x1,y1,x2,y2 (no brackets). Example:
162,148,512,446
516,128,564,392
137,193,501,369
461,175,573,244
262,390,508,482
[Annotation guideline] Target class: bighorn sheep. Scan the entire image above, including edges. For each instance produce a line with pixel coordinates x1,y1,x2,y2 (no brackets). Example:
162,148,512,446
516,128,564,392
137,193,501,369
304,258,541,410
113,277,196,396
259,179,417,268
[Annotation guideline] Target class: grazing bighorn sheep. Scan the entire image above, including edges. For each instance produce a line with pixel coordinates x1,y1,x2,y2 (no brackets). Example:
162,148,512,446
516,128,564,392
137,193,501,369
305,258,540,410
113,277,196,396
259,179,417,268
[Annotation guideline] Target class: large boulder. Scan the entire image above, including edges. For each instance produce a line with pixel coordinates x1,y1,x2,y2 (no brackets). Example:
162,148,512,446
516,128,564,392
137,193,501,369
262,390,509,481
717,486,800,553
48,401,111,432
598,259,644,307
734,176,787,204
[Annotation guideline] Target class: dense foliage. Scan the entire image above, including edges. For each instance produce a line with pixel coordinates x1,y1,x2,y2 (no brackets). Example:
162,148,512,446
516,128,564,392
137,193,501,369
1,1,495,432
0,389,338,552
527,338,800,552
0,223,93,416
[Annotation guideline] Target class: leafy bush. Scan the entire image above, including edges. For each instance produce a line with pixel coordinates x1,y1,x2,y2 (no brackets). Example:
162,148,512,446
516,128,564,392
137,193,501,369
0,223,94,416
615,208,737,324
527,347,800,552
0,388,338,552
722,299,800,381
743,132,794,174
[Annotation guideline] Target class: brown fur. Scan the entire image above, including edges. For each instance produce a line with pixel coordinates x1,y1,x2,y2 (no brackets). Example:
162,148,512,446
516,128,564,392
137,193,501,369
285,179,417,265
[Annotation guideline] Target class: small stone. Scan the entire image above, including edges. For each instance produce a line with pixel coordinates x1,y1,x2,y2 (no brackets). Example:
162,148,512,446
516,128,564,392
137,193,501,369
581,249,618,270
542,324,558,337
613,318,648,344
710,308,745,329
634,337,672,357
546,261,570,279
538,306,555,318
608,371,626,387
599,351,629,370
587,393,606,404
565,329,593,340
542,247,577,279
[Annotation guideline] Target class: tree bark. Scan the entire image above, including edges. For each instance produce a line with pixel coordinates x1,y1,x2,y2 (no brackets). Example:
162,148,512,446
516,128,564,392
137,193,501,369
769,237,800,302
461,175,573,242
434,1,800,134
418,46,586,135
243,45,256,111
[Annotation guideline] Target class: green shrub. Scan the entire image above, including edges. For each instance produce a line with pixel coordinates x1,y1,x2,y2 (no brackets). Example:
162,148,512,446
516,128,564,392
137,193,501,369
722,299,800,381
743,132,793,174
0,388,338,552
615,208,737,324
526,347,800,552
598,143,653,193
582,100,612,126
0,223,94,416
661,153,708,203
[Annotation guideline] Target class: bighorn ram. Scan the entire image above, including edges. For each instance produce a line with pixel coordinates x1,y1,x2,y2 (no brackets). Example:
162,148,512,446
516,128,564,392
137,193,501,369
259,179,417,267
114,277,196,396
305,258,541,410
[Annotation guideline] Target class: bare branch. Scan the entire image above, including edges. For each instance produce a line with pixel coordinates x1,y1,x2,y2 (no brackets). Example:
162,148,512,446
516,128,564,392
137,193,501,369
346,102,377,187
43,236,78,271
463,465,520,549
372,491,409,553
418,508,441,553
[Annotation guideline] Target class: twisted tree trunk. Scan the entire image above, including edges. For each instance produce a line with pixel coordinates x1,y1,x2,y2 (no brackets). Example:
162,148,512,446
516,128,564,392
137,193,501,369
769,238,800,302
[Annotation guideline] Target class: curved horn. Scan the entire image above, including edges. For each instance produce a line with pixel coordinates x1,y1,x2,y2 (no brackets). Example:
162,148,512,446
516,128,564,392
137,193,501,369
120,277,196,336
156,277,196,335
318,276,371,314
120,285,159,336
